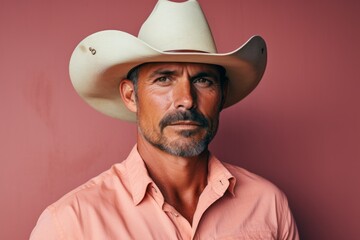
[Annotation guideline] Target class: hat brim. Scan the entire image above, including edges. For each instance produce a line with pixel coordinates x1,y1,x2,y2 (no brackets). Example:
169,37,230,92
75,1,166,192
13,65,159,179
69,30,267,121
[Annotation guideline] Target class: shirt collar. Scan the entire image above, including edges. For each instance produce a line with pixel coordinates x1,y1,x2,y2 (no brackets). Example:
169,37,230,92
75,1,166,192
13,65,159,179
207,153,236,197
124,145,154,205
123,145,236,206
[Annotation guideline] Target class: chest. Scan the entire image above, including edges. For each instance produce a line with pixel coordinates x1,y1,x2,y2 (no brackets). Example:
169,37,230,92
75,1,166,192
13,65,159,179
75,193,278,240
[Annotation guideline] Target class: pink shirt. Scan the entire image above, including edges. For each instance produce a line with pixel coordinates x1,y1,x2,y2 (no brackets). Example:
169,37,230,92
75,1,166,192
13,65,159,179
30,146,299,239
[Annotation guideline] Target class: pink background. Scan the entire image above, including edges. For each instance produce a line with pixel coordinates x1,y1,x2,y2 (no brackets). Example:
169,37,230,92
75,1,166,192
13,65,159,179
1,0,359,239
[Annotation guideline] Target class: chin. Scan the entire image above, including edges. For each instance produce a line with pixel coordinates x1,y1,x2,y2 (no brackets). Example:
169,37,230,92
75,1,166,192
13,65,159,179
159,138,210,157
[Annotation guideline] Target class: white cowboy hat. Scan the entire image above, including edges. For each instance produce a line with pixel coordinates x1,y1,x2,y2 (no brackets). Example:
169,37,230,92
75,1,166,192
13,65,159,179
69,0,267,121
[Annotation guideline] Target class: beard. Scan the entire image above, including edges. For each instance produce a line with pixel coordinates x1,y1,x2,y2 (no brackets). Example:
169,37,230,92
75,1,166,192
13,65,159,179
138,109,219,157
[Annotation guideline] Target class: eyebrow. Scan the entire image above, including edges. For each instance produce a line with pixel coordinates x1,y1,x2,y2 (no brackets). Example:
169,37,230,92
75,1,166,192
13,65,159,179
149,69,177,78
148,69,220,80
191,72,220,80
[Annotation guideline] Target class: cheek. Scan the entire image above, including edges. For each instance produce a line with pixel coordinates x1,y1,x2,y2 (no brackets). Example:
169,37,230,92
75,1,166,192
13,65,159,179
197,91,222,114
138,84,172,108
136,93,171,124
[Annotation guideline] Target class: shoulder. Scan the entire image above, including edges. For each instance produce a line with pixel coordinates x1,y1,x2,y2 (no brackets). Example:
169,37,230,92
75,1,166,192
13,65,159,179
224,162,278,189
223,162,288,202
50,161,132,219
221,162,299,239
30,162,128,239
56,163,126,203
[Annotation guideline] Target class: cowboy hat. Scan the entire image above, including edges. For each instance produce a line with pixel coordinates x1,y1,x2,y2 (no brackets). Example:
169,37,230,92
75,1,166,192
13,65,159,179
69,0,267,121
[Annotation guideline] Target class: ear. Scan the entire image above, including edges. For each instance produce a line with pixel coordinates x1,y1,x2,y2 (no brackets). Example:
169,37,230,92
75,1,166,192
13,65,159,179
119,79,137,113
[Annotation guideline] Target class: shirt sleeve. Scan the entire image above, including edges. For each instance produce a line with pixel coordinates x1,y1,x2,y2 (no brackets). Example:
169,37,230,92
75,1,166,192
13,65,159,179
278,194,300,240
30,208,64,240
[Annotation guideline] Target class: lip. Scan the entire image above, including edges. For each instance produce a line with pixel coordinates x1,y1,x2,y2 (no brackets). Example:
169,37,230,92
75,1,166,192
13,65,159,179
168,121,201,126
166,121,203,130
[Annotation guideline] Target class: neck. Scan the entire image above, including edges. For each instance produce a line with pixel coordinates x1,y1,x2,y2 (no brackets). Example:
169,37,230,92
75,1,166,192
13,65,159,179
137,133,209,224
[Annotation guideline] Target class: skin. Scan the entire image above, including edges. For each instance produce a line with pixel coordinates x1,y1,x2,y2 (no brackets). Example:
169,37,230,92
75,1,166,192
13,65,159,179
119,62,227,224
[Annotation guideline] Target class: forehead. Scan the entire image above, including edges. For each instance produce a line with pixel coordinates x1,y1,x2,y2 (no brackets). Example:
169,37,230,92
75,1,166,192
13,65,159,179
137,62,223,77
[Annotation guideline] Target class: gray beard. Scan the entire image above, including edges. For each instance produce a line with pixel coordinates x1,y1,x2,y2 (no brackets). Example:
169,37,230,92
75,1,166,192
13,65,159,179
137,107,220,157
139,127,215,157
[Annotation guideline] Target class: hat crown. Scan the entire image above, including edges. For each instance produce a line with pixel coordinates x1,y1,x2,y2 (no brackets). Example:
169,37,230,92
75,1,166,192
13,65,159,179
138,0,217,53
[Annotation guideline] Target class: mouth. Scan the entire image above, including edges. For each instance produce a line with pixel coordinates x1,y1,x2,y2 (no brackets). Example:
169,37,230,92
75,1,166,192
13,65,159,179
168,121,202,127
166,121,203,131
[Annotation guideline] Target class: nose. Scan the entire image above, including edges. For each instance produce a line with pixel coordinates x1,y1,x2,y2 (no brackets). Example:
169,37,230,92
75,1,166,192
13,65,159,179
173,78,196,110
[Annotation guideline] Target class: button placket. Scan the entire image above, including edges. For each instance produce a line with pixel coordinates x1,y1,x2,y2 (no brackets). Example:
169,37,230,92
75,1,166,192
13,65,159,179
163,203,178,217
164,204,192,240
151,185,158,193
171,211,179,217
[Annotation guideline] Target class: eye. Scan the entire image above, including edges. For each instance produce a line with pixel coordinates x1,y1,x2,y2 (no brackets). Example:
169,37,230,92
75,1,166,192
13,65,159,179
154,76,171,85
193,77,214,87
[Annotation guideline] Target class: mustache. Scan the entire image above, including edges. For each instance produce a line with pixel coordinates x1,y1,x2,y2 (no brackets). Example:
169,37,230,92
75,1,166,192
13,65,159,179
159,110,209,131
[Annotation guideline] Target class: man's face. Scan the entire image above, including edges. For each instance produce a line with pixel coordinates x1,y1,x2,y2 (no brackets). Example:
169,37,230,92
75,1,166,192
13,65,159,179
134,62,226,157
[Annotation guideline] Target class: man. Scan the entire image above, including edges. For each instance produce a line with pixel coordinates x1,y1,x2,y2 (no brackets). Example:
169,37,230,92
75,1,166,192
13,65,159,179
31,0,299,239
